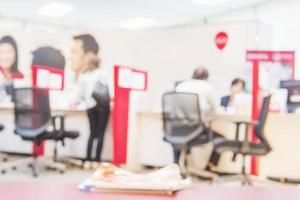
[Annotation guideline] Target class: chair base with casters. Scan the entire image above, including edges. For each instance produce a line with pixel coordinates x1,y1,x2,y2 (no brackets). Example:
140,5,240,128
212,154,278,186
0,155,66,177
0,125,7,162
0,130,78,177
177,148,217,180
0,153,8,162
52,130,83,169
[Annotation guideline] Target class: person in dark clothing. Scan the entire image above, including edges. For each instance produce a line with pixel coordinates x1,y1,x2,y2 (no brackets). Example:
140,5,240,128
221,78,246,108
86,82,110,162
70,34,109,162
172,128,224,170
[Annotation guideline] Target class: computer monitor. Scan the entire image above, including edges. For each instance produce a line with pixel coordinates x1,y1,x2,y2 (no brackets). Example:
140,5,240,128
280,80,300,113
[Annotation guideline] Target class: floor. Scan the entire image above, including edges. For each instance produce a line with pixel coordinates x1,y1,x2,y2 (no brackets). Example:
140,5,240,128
1,156,300,200
0,155,94,183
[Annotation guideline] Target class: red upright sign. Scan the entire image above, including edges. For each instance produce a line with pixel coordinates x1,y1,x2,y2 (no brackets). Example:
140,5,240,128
113,65,148,164
31,65,65,155
246,50,295,175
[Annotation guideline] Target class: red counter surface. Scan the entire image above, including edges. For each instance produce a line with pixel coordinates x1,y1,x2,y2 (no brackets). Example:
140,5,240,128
1,183,300,200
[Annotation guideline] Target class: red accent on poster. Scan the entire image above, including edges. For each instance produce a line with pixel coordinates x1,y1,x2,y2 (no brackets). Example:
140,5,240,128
113,65,148,164
31,65,65,155
215,32,228,50
32,65,65,90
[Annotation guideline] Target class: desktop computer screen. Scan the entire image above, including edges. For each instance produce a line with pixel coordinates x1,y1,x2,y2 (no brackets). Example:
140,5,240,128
280,80,300,113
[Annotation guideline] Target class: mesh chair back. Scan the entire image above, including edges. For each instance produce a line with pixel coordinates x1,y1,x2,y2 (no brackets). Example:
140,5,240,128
162,92,202,138
13,88,51,136
255,95,272,145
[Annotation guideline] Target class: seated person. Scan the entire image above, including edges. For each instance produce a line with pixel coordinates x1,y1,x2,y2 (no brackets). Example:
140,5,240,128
175,66,224,170
176,66,215,114
0,36,24,99
221,78,245,108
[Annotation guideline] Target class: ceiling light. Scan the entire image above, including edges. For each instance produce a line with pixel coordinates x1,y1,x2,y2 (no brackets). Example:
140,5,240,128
119,17,156,29
192,0,231,7
37,2,74,18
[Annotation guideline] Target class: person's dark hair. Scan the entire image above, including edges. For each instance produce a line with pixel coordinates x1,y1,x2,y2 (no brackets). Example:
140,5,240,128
0,35,19,72
73,34,99,54
231,78,245,89
31,46,65,69
192,66,209,80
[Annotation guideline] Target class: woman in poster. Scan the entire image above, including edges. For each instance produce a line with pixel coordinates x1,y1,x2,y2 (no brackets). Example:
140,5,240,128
0,35,24,97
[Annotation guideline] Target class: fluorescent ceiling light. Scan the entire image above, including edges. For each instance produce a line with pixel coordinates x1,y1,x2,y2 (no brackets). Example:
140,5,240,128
119,17,156,29
37,2,74,18
192,0,231,7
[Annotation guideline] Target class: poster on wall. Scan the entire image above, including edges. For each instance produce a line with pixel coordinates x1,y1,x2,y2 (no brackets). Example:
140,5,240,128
215,31,228,50
246,51,295,92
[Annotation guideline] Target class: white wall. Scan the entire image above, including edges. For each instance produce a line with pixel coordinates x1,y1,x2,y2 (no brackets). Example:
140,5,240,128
0,21,271,110
206,0,300,79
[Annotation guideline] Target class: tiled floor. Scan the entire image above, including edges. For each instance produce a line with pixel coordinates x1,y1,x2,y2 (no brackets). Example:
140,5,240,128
0,156,94,183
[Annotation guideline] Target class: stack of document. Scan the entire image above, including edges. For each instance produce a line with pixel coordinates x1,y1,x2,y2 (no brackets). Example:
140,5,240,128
79,163,191,195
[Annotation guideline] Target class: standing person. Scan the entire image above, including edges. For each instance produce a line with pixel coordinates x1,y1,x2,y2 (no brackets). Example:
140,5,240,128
69,34,110,162
175,66,224,171
0,36,24,97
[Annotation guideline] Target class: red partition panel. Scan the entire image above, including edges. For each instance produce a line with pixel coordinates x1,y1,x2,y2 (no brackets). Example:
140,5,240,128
246,50,295,175
113,65,147,164
31,65,64,155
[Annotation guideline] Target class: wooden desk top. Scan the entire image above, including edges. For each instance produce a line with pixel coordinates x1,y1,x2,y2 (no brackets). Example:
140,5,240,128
1,183,300,200
0,105,86,114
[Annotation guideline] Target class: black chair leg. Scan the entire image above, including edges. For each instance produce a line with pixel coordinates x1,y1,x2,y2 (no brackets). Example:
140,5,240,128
30,157,38,177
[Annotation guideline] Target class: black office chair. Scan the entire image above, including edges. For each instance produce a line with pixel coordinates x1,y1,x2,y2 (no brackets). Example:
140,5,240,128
213,95,272,185
162,91,214,178
0,88,79,177
0,124,7,162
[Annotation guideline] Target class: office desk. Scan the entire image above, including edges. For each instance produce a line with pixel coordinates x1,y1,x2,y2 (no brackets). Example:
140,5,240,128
136,111,300,177
0,106,113,160
1,183,300,200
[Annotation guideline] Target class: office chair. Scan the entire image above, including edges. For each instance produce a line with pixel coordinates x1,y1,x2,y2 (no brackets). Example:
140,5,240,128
162,91,215,179
0,88,79,177
213,95,272,185
0,124,8,162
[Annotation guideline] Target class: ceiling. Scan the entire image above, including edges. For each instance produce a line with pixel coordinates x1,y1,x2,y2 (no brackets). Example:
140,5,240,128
0,0,278,30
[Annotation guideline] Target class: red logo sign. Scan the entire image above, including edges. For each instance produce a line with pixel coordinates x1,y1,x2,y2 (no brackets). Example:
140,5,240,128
215,32,228,50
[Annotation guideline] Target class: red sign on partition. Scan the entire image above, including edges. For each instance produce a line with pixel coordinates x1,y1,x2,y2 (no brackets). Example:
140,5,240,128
246,50,295,176
113,65,148,164
32,65,64,90
246,51,295,63
215,32,228,50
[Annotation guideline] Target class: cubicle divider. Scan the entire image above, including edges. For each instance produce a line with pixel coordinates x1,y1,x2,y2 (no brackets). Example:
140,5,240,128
31,65,65,155
246,50,295,175
113,65,148,165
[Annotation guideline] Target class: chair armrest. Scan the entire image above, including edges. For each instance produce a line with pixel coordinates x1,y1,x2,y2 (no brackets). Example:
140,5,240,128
51,115,66,139
231,120,259,126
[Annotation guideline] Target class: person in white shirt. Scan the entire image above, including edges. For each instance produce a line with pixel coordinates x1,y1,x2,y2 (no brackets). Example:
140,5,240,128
69,34,110,162
176,67,216,114
175,66,224,171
